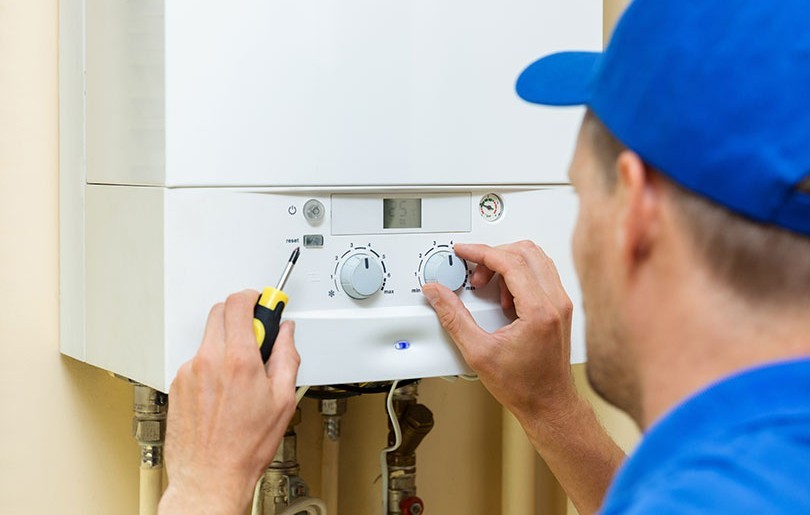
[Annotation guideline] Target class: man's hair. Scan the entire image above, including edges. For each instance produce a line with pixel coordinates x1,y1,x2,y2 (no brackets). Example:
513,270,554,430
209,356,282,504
584,110,810,305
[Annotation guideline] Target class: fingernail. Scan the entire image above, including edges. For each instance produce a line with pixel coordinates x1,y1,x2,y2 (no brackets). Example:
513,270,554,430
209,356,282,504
422,285,439,305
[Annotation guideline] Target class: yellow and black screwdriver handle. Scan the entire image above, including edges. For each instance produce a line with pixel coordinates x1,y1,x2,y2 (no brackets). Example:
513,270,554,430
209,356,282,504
253,287,289,363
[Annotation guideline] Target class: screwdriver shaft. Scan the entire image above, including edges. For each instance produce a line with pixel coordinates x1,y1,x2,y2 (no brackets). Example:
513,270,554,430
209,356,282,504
275,247,300,291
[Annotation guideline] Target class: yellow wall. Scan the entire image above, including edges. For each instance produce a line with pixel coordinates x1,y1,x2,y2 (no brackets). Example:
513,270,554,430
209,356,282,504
0,0,634,513
0,2,140,513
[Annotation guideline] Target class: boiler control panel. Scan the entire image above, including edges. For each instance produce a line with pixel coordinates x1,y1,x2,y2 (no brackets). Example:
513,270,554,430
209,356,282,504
297,193,478,306
84,185,584,390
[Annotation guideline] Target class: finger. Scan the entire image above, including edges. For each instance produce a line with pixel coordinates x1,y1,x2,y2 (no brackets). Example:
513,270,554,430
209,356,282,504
224,289,261,349
508,241,571,312
537,247,569,299
265,321,301,388
454,244,496,288
539,253,572,313
195,305,226,375
455,243,546,315
452,243,497,264
422,283,491,361
499,275,514,311
199,302,226,352
470,263,496,289
166,364,186,422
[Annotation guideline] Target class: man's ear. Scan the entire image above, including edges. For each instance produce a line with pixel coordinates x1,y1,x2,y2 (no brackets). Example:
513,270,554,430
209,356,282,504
615,150,664,273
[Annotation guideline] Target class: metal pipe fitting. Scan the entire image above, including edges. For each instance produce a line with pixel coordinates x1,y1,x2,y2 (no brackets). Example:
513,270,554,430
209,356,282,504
319,397,346,514
132,384,168,468
259,408,309,515
386,382,433,515
132,383,168,515
392,403,434,461
319,397,347,441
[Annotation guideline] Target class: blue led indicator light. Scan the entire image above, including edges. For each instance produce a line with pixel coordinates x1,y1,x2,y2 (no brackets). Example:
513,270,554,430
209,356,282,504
394,341,411,350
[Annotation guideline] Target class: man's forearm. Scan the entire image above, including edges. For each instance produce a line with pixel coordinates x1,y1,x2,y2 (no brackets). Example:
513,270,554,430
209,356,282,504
158,476,256,515
516,390,626,514
159,485,245,515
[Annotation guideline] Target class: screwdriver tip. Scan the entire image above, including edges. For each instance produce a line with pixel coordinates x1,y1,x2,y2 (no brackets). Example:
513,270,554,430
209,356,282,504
290,246,301,264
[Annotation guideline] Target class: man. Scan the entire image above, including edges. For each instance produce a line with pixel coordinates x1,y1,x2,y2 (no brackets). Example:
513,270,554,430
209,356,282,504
160,0,810,513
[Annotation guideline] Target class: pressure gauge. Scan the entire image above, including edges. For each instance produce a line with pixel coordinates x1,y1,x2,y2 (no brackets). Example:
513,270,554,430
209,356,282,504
479,193,503,222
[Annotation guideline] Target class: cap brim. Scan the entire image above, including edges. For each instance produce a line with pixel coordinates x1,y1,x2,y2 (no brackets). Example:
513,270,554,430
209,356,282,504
516,51,602,106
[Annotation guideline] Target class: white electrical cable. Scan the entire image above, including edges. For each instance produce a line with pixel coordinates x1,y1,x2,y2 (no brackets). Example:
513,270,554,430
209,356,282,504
380,380,402,515
278,496,328,515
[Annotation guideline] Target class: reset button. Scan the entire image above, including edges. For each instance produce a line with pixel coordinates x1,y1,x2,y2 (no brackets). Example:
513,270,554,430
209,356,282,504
303,234,324,248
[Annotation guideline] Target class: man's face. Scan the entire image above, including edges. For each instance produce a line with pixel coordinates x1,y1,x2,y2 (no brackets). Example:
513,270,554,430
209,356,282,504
569,117,639,416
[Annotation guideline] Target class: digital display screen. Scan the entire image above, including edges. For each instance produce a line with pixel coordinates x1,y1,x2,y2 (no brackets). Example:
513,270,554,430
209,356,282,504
384,198,422,229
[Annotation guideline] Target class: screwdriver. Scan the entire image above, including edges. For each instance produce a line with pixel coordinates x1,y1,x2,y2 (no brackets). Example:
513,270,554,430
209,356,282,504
253,247,300,363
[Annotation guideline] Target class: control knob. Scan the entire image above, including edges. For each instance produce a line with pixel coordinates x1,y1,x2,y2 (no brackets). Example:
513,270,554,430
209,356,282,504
340,253,384,300
423,250,467,291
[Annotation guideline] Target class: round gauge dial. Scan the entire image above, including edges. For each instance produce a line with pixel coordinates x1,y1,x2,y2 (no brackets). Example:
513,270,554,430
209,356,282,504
479,193,504,222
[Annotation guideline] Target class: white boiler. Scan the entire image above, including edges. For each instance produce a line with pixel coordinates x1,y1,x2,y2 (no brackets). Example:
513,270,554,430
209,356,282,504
60,0,602,391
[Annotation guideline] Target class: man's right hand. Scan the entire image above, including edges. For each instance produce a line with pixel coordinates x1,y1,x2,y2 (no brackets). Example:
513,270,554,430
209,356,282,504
423,241,625,514
422,241,578,423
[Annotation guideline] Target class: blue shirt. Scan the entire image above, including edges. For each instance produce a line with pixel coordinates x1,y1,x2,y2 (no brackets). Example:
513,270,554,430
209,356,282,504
601,358,810,513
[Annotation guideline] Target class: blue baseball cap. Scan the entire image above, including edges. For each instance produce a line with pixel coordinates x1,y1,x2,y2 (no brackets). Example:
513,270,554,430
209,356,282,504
516,0,810,237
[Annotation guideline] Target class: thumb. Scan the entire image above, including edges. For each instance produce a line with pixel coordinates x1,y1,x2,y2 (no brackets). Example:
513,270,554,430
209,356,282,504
422,283,490,359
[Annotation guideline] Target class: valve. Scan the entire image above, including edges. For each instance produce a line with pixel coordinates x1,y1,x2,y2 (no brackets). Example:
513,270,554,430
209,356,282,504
400,496,425,515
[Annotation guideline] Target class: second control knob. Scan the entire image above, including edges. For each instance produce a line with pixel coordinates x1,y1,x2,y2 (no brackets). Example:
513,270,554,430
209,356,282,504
423,250,467,291
340,253,384,300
